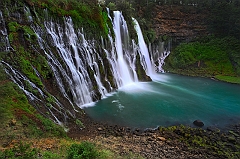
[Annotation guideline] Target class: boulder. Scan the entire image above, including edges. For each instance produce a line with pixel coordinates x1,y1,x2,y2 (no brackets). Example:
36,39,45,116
157,136,166,141
193,120,204,127
227,136,236,143
97,127,103,131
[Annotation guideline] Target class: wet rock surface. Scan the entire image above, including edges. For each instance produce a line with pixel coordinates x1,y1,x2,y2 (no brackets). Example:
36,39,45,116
193,120,204,127
67,114,240,158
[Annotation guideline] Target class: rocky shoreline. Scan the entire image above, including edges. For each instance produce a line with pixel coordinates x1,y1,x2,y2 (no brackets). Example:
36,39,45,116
67,113,240,158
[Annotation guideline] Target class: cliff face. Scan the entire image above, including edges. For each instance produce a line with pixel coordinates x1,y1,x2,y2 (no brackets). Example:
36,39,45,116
138,5,209,43
0,0,157,125
0,0,212,127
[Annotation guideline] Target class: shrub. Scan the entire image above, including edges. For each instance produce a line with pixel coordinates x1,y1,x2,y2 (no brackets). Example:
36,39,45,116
0,142,38,159
107,2,117,11
8,22,19,32
75,119,85,128
165,36,240,76
67,142,99,159
36,114,66,137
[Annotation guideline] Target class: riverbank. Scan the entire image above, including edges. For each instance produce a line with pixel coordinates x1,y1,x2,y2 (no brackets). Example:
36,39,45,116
165,69,240,85
163,36,240,85
1,110,239,158
67,113,240,158
65,73,240,158
1,69,239,158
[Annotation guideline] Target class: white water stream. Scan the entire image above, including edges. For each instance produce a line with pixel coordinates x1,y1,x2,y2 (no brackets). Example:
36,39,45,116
0,8,171,125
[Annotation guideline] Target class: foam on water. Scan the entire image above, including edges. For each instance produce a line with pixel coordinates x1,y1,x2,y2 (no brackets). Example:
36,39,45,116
84,73,240,129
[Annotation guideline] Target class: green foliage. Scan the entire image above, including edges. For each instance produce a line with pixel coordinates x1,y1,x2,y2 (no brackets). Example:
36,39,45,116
36,114,66,137
20,113,66,138
165,36,240,77
67,142,99,159
7,22,37,42
8,22,20,32
46,94,56,104
0,63,65,136
8,33,14,43
0,65,33,125
0,52,8,61
26,0,110,38
146,29,156,44
22,26,37,41
20,114,44,136
42,151,62,159
209,1,240,39
7,46,47,88
170,43,197,68
18,56,43,87
100,10,111,36
215,75,240,84
107,2,117,11
35,55,52,79
0,81,13,123
75,119,85,129
0,142,38,159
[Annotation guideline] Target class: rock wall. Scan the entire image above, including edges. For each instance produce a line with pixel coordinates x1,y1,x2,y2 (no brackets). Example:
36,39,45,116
139,5,209,44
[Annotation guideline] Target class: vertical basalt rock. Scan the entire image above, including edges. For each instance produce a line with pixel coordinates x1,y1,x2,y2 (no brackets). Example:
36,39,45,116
136,53,152,81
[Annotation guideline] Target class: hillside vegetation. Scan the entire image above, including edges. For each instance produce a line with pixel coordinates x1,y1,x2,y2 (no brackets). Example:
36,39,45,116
106,1,240,84
0,0,240,158
164,36,240,84
165,37,240,80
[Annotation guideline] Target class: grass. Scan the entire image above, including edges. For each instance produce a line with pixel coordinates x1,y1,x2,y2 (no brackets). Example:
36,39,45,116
0,138,119,159
0,65,29,125
164,36,240,81
0,66,119,159
0,64,114,158
23,0,110,38
67,142,99,159
215,75,240,84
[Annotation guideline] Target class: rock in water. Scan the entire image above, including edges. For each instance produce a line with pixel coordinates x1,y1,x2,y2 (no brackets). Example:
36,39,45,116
193,120,204,127
207,126,220,133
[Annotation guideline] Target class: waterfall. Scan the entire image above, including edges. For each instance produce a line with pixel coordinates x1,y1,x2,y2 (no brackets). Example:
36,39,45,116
44,18,94,107
149,40,171,73
0,4,170,125
157,50,171,73
113,11,134,86
0,11,13,52
133,17,171,74
132,18,154,77
2,61,67,125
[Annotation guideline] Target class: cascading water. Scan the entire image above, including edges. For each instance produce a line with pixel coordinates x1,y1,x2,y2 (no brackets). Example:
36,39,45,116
0,4,171,125
132,18,154,77
0,11,13,52
2,61,66,125
157,50,171,73
44,17,94,107
113,11,134,86
34,11,141,108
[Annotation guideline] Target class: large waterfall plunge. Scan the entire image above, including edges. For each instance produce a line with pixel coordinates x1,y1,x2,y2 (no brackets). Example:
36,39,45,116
36,11,142,108
113,11,134,86
1,7,170,124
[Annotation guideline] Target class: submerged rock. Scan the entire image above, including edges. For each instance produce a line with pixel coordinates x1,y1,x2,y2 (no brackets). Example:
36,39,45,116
207,126,220,133
193,120,204,127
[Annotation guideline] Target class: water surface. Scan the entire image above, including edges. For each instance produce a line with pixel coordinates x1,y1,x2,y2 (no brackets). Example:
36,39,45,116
84,73,240,129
